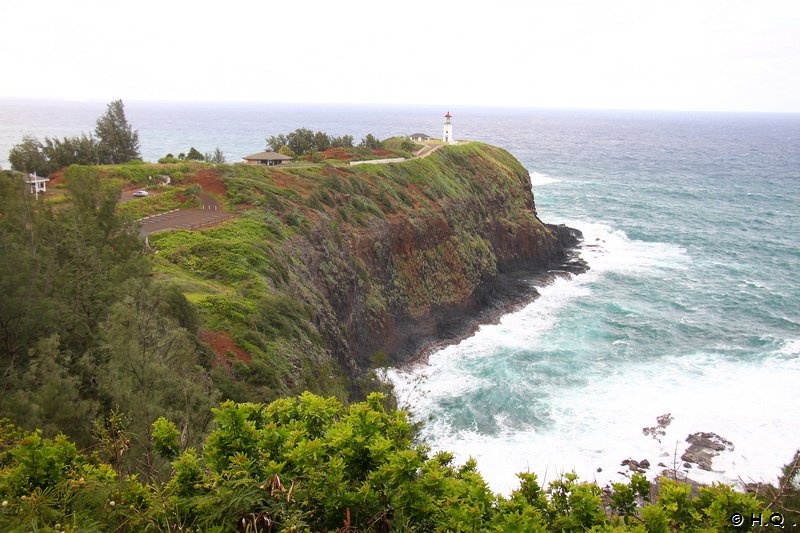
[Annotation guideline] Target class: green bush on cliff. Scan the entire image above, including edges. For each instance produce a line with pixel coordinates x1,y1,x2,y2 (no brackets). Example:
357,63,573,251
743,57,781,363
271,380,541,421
0,394,776,532
64,161,198,187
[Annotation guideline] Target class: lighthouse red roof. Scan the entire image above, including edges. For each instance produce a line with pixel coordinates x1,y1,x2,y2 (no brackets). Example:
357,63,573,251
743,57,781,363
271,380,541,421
444,111,452,118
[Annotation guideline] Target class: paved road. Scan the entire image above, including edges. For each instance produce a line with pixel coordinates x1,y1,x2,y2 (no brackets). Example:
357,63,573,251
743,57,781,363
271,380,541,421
120,189,159,203
413,143,445,159
139,208,237,236
198,192,220,210
136,189,234,237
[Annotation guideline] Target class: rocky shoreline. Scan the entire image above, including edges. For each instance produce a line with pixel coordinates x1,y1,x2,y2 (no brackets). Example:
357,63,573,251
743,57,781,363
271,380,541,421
620,414,740,489
396,223,588,369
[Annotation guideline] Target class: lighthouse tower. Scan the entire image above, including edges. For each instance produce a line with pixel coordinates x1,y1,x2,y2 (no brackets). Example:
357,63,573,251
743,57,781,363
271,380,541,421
442,111,454,144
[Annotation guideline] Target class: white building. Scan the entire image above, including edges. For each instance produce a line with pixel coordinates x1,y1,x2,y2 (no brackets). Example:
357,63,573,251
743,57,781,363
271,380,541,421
442,111,454,144
25,173,49,194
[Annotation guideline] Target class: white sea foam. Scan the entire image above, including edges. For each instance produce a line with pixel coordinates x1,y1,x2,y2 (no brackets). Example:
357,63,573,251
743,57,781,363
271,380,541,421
529,171,562,186
778,339,800,356
392,346,800,495
564,219,690,276
384,220,799,495
387,275,588,412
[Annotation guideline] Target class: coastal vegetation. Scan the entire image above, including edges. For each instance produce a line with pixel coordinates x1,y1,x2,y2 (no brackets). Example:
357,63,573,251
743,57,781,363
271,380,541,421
8,100,140,175
1,124,798,530
0,394,797,531
1,142,559,472
157,147,226,164
265,128,395,158
267,129,357,156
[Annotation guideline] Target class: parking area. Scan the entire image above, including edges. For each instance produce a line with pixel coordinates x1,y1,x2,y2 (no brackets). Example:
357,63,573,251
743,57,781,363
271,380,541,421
139,208,238,236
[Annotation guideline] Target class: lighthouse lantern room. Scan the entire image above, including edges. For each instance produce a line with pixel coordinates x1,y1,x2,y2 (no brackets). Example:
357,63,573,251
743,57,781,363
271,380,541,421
442,111,454,144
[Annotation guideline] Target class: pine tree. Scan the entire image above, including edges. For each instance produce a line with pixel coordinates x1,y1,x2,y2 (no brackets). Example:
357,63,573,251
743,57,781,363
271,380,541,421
95,99,140,164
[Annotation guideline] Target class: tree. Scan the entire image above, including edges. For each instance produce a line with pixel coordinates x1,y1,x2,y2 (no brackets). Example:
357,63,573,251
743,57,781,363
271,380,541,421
0,335,100,443
42,134,98,168
286,128,315,155
331,134,354,148
99,279,217,478
313,130,331,151
0,167,147,448
9,100,138,173
8,135,52,175
205,147,225,164
278,145,296,158
185,147,204,161
268,131,355,156
94,99,140,164
266,134,288,152
359,133,383,150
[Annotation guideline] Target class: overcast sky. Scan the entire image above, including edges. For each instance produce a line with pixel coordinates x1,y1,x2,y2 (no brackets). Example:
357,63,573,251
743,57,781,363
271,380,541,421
3,0,799,112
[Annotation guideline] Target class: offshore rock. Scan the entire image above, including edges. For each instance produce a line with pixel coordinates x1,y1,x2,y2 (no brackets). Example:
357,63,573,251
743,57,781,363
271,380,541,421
621,458,651,473
681,432,734,471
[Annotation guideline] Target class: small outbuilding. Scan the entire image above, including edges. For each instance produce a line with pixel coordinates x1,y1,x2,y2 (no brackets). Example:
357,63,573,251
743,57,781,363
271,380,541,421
242,151,293,166
409,133,430,142
25,172,49,194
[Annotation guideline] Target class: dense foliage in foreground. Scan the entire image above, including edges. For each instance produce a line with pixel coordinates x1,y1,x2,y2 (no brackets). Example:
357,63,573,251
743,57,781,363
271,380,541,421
0,169,217,478
1,393,796,532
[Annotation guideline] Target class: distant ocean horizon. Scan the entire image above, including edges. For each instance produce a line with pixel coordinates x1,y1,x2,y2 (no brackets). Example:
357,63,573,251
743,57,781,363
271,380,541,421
2,99,799,493
2,98,798,169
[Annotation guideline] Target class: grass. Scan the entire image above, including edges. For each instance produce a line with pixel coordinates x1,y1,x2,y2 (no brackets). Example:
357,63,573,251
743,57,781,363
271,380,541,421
116,186,197,219
66,161,204,187
382,136,423,154
295,146,414,163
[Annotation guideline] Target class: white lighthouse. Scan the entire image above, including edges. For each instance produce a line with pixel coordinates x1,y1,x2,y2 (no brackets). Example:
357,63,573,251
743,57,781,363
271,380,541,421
442,111,454,144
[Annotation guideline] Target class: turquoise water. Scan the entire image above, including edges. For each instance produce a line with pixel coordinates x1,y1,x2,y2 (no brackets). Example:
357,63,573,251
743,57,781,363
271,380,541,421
388,110,800,492
2,101,798,491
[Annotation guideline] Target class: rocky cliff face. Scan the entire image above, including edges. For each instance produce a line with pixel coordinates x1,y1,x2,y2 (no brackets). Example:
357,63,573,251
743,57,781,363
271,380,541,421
150,143,582,399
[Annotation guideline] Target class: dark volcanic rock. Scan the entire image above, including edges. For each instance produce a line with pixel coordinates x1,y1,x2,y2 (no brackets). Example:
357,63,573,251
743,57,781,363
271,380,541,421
286,145,593,390
681,432,734,471
546,223,583,249
621,458,651,473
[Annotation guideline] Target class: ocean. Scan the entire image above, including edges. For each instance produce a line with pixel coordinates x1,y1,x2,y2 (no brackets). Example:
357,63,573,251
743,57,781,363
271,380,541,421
2,100,799,492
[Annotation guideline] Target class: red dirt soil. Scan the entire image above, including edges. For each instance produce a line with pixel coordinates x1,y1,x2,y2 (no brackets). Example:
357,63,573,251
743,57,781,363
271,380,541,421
188,169,227,195
199,330,251,369
320,148,354,160
47,168,66,184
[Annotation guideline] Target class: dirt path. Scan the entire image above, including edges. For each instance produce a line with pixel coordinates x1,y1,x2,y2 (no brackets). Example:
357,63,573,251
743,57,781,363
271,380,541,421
413,143,445,159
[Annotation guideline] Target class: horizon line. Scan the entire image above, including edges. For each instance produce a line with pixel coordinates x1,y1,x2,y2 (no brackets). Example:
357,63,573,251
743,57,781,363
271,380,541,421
1,96,799,115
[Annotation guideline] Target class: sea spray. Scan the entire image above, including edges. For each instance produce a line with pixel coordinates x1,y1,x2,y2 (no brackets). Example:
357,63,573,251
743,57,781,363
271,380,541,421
386,218,800,494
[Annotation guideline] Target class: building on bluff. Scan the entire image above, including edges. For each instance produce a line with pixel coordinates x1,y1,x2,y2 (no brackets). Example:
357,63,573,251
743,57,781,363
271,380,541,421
242,151,293,166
